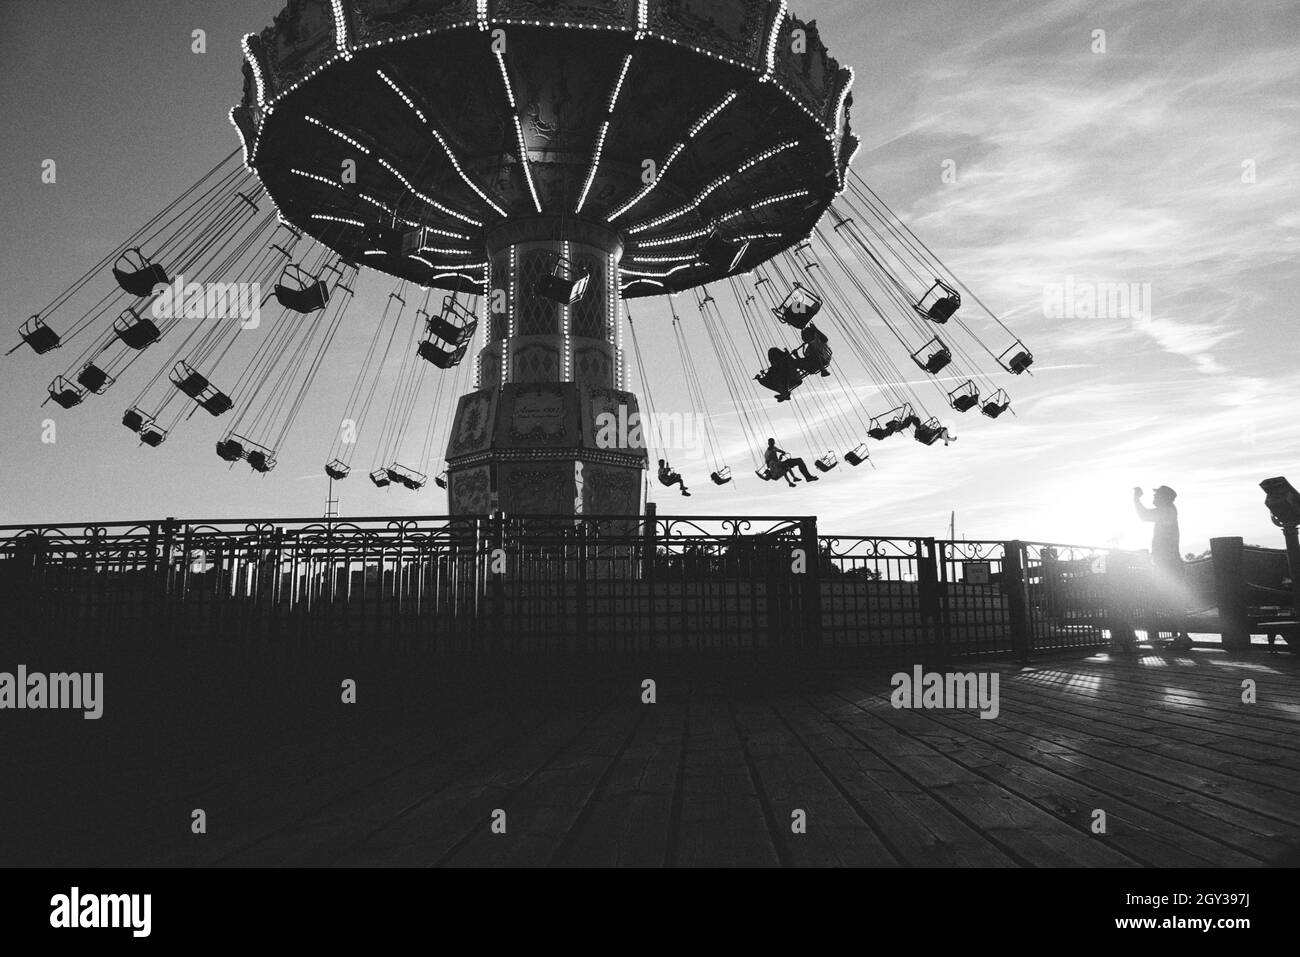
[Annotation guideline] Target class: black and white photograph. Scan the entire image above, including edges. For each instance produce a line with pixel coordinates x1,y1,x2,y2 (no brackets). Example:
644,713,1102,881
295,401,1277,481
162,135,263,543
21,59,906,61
0,0,1295,936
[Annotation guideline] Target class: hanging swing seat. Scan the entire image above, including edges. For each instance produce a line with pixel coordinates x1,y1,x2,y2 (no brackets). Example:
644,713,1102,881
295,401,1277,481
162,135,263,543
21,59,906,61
425,297,479,346
434,471,448,490
47,376,85,409
699,228,750,273
139,424,168,447
216,438,246,463
369,469,392,489
385,464,427,491
773,285,823,329
815,452,839,472
274,264,330,314
981,389,1012,419
245,444,277,474
200,392,234,416
793,325,833,377
999,342,1034,375
325,460,350,481
914,417,951,446
710,466,733,486
868,405,916,441
911,337,952,375
216,434,272,470
534,254,591,306
76,362,114,394
169,361,232,416
122,407,148,433
948,379,980,413
915,280,961,323
113,308,162,350
844,444,869,467
756,365,799,401
172,364,211,398
417,339,469,369
19,316,61,354
112,249,169,298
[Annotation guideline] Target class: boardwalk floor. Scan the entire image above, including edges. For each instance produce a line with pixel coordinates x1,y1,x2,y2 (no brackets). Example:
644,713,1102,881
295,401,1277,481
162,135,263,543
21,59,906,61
2,642,1297,867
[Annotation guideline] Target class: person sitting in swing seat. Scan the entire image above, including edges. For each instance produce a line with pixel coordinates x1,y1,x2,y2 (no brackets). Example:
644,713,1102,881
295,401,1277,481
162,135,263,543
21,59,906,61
761,438,818,487
657,459,691,496
759,346,802,401
793,323,832,377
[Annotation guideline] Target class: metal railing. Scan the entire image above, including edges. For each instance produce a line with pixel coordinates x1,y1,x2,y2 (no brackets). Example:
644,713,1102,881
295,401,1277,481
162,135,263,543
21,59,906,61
0,510,1139,658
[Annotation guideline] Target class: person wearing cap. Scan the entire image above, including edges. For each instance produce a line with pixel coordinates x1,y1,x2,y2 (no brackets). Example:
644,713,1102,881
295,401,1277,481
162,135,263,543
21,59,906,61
1133,485,1194,650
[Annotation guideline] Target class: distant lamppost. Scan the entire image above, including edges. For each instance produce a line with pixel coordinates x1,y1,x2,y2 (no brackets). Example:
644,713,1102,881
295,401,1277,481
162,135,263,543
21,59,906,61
1260,476,1300,616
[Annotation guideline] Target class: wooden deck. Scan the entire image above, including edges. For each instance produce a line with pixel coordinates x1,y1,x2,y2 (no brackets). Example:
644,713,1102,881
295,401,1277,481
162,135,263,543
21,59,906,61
2,643,1298,867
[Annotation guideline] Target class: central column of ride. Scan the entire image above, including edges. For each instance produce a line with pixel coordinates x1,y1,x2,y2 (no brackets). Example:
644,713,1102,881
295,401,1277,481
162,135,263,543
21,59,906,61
444,217,648,516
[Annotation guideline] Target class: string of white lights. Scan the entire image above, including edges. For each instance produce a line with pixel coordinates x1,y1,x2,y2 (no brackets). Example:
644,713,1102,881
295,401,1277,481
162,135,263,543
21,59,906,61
606,89,739,223
575,53,634,214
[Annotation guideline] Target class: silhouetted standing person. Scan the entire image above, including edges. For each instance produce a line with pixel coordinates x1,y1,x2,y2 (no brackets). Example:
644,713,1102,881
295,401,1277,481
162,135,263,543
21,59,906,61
1133,485,1193,650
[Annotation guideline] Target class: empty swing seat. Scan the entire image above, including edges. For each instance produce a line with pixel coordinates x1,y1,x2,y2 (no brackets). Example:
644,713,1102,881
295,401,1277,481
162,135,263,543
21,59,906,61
1002,347,1034,375
19,316,61,354
174,367,210,398
112,249,169,298
535,255,591,306
201,392,233,416
385,465,426,491
274,265,330,314
982,390,1012,419
425,298,479,346
916,280,961,323
325,460,350,481
845,444,869,467
710,467,733,486
949,380,980,413
76,363,114,394
774,287,823,329
417,339,469,369
168,361,232,416
113,309,161,349
216,438,245,463
815,453,839,472
122,408,146,433
48,377,84,409
369,469,392,489
434,471,448,490
912,338,953,374
699,229,750,272
139,425,167,447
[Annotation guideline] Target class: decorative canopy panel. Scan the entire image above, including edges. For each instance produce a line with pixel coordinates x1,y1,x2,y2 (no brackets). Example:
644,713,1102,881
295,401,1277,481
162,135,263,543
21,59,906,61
233,0,857,298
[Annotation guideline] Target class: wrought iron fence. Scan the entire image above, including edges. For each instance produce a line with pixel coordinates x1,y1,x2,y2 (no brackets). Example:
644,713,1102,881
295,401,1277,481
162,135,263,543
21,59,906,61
0,510,1136,659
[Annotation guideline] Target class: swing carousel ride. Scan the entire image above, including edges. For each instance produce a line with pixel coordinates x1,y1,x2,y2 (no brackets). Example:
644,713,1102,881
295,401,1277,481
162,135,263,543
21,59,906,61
8,0,1034,518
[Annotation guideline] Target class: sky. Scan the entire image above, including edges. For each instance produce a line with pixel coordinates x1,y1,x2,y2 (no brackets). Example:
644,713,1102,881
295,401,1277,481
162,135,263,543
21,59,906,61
1,0,1298,555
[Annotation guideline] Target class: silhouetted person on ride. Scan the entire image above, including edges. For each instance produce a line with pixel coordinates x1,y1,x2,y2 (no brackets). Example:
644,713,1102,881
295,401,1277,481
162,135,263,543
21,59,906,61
765,347,800,400
1133,485,1193,649
658,459,690,496
793,323,832,377
764,438,818,487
